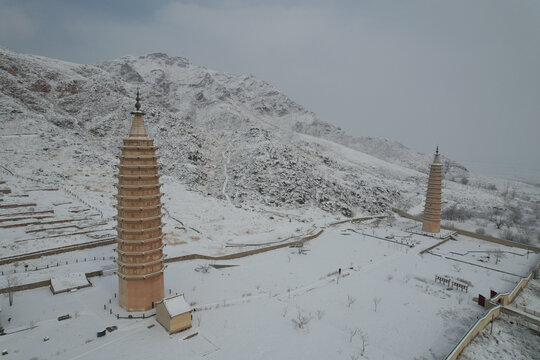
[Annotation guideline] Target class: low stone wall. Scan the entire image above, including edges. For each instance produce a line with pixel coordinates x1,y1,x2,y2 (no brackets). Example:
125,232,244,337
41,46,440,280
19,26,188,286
444,305,502,360
166,229,324,263
0,279,52,294
0,238,115,265
488,273,534,307
392,208,540,253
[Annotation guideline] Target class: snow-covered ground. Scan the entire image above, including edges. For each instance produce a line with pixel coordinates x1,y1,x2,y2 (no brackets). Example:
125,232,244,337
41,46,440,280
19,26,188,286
458,314,540,360
510,276,540,315
1,221,538,360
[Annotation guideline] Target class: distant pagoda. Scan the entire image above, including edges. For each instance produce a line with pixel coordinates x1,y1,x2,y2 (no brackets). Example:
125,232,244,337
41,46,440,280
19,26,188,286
422,146,442,233
115,91,165,311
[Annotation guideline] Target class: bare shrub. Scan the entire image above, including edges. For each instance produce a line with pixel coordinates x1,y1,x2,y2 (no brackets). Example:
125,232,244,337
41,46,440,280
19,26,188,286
349,328,359,342
490,207,506,229
460,176,469,185
346,295,356,308
360,331,368,355
508,206,523,225
373,297,381,312
475,227,486,235
493,250,506,265
291,311,312,329
316,309,325,320
503,230,530,244
348,328,368,356
194,264,210,273
442,204,473,221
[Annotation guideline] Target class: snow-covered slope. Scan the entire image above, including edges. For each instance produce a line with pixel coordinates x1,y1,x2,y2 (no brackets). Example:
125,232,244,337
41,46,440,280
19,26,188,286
0,47,538,244
0,47,408,216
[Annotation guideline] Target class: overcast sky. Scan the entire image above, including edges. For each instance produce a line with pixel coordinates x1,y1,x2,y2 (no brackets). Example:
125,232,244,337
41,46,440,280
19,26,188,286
1,0,539,181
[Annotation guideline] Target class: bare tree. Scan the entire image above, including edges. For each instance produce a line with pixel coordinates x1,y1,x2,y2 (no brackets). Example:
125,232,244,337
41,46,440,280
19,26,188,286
490,207,505,229
373,297,381,312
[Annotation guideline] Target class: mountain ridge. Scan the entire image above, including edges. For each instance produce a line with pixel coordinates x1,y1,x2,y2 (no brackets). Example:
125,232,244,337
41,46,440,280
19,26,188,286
0,47,467,217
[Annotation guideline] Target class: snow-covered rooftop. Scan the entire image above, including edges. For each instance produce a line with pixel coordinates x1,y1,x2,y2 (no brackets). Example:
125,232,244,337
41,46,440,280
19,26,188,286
50,272,90,293
161,294,191,317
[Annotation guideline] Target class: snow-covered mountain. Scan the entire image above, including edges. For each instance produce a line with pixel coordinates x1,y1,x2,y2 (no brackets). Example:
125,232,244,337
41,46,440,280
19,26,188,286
0,46,537,236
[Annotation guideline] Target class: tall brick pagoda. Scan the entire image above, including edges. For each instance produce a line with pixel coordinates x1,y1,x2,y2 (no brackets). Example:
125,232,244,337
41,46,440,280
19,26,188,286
115,91,165,311
422,146,442,233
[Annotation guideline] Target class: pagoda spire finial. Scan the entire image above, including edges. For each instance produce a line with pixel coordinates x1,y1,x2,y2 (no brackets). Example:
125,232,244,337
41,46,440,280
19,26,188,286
128,89,148,137
131,88,146,116
436,145,439,155
135,88,141,111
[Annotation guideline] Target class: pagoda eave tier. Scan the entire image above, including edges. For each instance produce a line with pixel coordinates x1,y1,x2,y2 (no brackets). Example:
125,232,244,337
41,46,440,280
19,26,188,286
115,174,160,179
116,245,165,256
117,258,164,268
114,214,164,222
117,267,165,280
116,235,163,244
114,183,163,189
117,155,160,160
116,164,161,169
114,204,162,210
119,145,158,150
115,224,163,232
123,137,154,143
115,193,164,200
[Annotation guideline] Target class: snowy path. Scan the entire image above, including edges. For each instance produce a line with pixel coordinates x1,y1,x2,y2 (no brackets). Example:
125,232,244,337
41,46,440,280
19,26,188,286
221,143,231,203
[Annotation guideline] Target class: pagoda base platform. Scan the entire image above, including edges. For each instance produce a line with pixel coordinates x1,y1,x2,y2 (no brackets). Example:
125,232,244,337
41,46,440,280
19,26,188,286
118,275,164,311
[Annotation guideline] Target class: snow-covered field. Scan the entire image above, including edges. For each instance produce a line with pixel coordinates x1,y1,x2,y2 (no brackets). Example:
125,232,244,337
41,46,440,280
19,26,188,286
1,221,538,360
